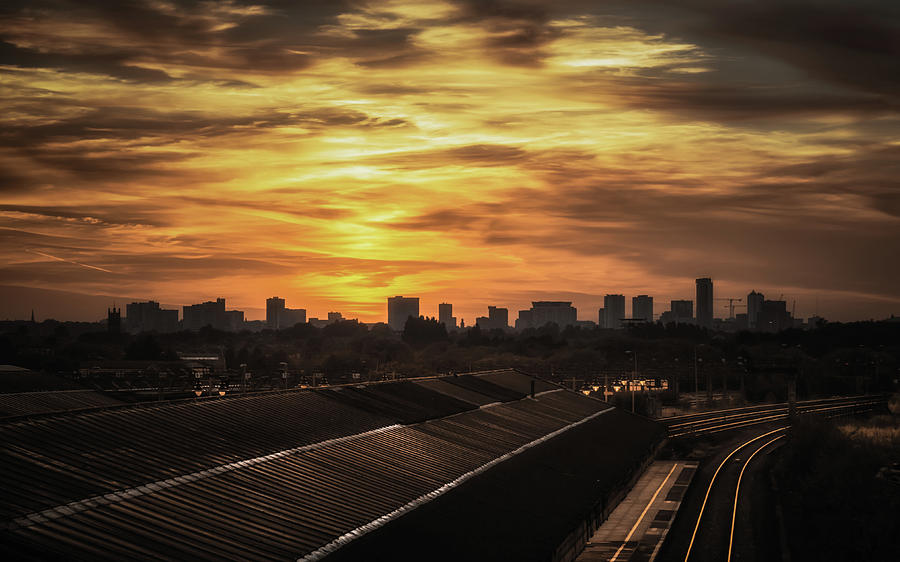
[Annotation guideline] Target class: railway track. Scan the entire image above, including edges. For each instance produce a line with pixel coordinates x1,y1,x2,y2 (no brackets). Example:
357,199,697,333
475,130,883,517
681,427,787,561
663,395,886,438
664,394,887,561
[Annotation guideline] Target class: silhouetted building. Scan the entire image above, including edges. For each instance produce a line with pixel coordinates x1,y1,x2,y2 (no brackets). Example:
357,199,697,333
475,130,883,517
438,303,457,330
266,297,306,329
476,307,508,330
387,296,419,331
603,295,625,329
281,308,306,328
183,298,244,332
632,295,653,322
530,301,577,329
515,309,533,331
266,297,284,329
597,307,605,328
672,299,693,321
327,312,343,323
107,307,121,334
482,306,508,330
125,301,178,334
758,299,791,332
696,278,713,329
747,290,764,330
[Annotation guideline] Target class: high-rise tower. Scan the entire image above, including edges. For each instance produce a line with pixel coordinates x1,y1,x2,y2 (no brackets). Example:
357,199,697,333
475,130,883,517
696,278,714,329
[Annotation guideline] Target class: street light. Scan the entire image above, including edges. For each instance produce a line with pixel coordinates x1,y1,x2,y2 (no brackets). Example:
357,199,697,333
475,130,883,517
240,363,249,395
625,350,637,413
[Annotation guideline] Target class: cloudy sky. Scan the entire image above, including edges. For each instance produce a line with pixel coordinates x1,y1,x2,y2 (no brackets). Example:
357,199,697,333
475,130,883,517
1,0,898,323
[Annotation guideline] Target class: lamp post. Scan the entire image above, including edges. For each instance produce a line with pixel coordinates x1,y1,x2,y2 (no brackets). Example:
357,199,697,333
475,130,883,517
673,357,680,400
693,347,699,394
625,350,637,413
192,366,208,398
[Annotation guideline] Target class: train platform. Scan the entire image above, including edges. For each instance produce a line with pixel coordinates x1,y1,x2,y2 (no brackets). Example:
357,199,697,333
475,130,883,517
577,460,698,562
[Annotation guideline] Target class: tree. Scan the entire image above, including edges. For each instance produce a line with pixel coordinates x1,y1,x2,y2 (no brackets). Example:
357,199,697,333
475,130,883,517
402,316,448,347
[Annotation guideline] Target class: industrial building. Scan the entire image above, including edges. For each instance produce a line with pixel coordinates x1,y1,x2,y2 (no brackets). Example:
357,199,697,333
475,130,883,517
0,370,663,561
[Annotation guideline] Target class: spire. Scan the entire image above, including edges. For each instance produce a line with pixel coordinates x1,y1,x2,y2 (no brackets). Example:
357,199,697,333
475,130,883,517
30,309,35,323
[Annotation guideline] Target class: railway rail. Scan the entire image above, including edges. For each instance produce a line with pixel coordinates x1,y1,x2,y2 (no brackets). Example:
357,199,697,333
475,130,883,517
668,394,886,561
663,395,886,438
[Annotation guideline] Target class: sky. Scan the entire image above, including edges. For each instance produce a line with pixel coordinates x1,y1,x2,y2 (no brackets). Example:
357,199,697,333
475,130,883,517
1,0,899,323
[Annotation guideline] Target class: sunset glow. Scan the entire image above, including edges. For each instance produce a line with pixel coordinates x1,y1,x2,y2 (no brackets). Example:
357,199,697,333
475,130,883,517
2,0,898,322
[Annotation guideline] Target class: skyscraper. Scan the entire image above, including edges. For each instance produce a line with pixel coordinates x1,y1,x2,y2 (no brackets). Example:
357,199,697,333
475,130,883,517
603,294,626,329
438,303,456,330
266,297,285,329
387,296,419,331
632,295,653,322
696,278,714,328
747,290,764,330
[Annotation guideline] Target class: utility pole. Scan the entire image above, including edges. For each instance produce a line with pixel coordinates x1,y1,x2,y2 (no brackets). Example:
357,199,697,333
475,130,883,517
722,358,728,402
626,350,638,413
693,347,699,394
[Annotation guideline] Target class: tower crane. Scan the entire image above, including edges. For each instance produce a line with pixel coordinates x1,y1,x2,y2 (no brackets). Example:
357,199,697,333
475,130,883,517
715,297,745,319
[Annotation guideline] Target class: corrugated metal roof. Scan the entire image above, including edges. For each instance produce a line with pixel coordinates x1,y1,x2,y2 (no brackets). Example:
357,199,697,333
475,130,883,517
0,390,125,418
319,381,476,424
0,371,649,561
0,391,396,521
413,378,498,406
442,374,526,402
472,369,558,395
324,408,666,562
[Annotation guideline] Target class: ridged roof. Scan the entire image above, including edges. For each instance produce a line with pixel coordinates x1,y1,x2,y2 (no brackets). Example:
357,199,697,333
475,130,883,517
0,370,655,560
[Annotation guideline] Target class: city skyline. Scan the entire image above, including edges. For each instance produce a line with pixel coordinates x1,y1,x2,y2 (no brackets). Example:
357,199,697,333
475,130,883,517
0,278,847,331
0,280,886,325
1,1,898,324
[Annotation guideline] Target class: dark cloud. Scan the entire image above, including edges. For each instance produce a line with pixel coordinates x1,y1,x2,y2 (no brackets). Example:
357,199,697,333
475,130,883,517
679,0,900,99
0,204,162,227
0,40,174,82
0,0,344,80
585,0,900,107
452,0,561,65
354,143,528,170
383,140,900,300
602,79,900,122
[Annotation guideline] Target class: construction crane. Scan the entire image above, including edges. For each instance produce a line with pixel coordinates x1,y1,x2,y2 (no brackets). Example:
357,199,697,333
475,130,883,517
715,297,745,319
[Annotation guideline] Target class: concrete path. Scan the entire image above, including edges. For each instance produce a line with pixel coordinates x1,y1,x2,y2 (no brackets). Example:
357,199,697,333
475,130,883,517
578,460,698,562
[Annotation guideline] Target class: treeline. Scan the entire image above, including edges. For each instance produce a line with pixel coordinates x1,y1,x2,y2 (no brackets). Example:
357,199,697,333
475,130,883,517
1,318,898,397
